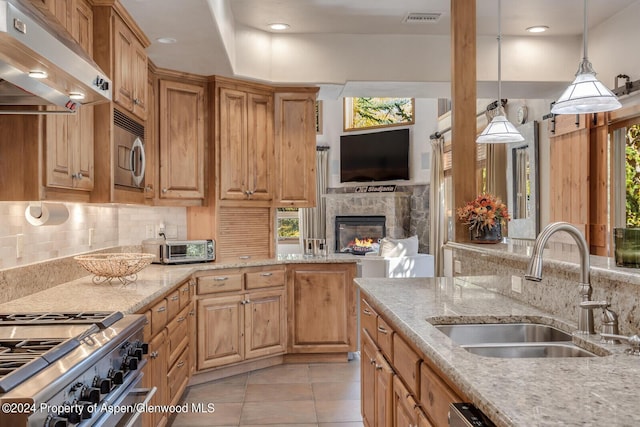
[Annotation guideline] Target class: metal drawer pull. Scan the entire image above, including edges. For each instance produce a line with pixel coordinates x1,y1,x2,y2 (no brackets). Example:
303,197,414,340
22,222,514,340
377,326,388,334
177,361,185,368
239,255,251,259
260,272,273,277
171,295,179,301
156,306,166,313
177,316,186,323
363,309,372,315
213,277,228,281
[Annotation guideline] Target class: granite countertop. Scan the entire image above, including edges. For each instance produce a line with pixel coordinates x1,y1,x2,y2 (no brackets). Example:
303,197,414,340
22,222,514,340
0,254,357,314
355,276,640,427
446,240,640,285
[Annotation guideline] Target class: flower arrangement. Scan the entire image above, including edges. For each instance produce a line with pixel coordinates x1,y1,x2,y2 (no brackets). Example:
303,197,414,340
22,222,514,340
457,193,510,236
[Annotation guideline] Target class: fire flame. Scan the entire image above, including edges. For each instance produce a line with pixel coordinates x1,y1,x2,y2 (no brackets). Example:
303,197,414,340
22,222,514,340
353,238,374,248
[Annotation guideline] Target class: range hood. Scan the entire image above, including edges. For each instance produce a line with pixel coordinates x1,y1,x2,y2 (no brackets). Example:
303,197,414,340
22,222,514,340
0,0,111,114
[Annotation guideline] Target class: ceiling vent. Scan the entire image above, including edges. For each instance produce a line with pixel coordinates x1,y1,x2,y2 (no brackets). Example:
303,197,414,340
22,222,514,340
403,12,442,23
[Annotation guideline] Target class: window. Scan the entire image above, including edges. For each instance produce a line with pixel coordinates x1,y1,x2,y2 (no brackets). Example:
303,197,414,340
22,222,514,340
343,97,415,131
612,120,640,227
277,208,299,242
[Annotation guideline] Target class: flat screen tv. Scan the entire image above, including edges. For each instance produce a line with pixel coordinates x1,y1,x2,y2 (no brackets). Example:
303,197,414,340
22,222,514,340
340,128,410,183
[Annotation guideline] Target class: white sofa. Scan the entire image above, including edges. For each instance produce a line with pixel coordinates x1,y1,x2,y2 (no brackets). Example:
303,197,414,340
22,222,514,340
358,236,435,278
359,253,435,278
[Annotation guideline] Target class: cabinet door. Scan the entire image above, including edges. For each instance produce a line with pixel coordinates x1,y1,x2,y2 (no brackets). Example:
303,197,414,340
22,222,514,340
197,295,243,370
393,375,417,427
246,92,273,200
143,330,167,427
113,17,134,111
375,351,393,427
132,42,148,120
274,91,317,207
159,80,205,199
361,331,377,427
218,87,248,200
419,362,461,427
286,263,356,353
244,289,286,359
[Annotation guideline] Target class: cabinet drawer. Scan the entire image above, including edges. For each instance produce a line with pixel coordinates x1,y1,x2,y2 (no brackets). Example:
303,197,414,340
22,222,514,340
167,306,190,367
245,268,284,289
142,310,152,341
198,273,243,294
150,298,168,336
167,289,181,319
376,317,394,360
393,333,420,397
179,280,192,309
360,298,378,337
420,362,461,427
168,346,190,406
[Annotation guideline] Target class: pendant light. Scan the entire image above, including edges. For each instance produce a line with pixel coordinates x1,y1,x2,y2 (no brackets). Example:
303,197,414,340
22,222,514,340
476,0,524,144
551,0,621,114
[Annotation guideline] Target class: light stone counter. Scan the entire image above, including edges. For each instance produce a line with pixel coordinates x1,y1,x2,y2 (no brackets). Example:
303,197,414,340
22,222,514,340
0,254,357,314
355,276,640,427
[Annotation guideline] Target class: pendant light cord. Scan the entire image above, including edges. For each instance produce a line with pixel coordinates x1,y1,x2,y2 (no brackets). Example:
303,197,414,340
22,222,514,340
582,0,588,61
497,0,502,110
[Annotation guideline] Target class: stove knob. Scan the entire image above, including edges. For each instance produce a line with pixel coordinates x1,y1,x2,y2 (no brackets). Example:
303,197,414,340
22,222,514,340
124,355,138,371
78,401,93,420
95,376,112,394
139,342,149,354
45,415,68,427
82,387,101,404
131,347,144,361
66,409,81,425
109,369,124,385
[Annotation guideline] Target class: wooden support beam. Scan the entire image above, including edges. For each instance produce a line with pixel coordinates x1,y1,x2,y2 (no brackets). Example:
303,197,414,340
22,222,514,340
451,0,477,242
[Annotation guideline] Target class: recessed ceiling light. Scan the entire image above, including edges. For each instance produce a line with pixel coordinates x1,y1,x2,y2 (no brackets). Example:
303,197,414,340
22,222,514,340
526,26,549,33
69,92,85,100
28,70,48,79
156,37,177,44
269,23,290,31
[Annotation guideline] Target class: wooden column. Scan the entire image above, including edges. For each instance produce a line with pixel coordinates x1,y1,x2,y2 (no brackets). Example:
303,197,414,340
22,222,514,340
451,0,477,242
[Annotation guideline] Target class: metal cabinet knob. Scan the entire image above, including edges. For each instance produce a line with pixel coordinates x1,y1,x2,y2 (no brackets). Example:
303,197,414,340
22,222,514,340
162,188,168,193
72,172,84,180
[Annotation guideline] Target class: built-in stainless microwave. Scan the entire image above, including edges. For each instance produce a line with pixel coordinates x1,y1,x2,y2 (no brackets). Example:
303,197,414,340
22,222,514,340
114,109,146,190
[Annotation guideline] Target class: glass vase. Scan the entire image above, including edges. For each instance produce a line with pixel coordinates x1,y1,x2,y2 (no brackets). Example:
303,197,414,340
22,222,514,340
614,228,640,268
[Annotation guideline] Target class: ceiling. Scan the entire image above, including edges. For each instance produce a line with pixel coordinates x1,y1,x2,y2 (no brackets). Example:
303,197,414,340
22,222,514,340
120,0,638,98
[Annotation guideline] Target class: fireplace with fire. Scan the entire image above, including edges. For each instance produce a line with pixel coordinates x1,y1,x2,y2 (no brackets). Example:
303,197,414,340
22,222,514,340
335,216,386,255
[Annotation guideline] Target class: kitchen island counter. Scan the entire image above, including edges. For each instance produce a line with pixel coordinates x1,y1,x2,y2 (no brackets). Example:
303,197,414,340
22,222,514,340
0,254,357,314
355,276,640,427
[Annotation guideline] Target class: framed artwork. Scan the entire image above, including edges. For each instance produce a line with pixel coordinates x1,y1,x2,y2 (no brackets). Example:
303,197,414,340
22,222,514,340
343,97,415,131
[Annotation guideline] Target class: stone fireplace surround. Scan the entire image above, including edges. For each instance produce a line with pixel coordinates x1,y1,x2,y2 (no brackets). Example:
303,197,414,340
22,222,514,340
325,192,411,254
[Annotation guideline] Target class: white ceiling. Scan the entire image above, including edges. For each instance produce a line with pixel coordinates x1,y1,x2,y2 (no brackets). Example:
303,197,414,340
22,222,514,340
120,0,638,98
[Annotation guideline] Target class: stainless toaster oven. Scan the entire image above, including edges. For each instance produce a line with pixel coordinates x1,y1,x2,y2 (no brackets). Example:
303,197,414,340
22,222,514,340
143,239,215,264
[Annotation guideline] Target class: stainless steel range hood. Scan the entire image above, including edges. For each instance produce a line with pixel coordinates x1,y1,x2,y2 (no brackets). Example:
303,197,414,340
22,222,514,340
0,0,112,114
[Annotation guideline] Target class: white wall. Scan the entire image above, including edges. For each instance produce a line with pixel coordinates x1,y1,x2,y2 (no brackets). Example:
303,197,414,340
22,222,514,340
318,98,438,189
0,203,186,270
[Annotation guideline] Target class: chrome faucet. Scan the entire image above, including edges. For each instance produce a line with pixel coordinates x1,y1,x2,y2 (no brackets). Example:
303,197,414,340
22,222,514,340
524,222,595,334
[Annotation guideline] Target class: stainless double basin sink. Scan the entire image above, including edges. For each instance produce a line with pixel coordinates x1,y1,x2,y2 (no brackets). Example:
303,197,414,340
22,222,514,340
432,322,598,358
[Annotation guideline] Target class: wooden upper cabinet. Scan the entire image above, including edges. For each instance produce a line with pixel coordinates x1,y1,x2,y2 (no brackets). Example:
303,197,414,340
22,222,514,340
274,89,318,207
216,80,274,201
113,16,147,120
44,0,94,193
158,79,205,200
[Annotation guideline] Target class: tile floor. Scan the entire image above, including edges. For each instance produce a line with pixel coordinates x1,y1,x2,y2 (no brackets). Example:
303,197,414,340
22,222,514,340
171,354,364,427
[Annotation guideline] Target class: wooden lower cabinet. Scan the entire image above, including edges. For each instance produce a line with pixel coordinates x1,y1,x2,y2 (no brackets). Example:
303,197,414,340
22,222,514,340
393,375,418,427
140,278,193,427
361,296,466,427
286,263,356,353
197,289,286,370
143,330,168,427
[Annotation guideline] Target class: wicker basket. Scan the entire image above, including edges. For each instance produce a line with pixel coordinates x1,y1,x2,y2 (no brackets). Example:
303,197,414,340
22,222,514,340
75,253,155,285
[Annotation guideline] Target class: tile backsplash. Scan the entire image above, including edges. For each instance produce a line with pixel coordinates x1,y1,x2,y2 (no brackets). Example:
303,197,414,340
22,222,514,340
0,202,186,269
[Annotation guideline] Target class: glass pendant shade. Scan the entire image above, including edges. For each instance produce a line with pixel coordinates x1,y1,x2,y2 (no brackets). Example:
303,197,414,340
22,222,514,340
476,109,525,144
551,59,622,114
476,0,523,144
551,0,621,114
